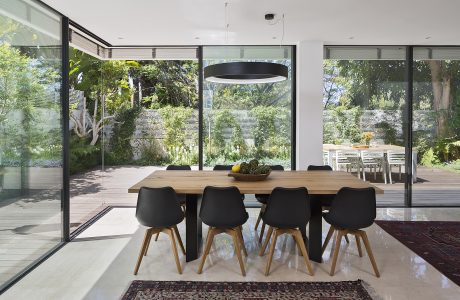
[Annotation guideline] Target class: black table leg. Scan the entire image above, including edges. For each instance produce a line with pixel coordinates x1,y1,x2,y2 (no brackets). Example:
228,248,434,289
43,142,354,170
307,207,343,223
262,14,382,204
308,199,323,263
185,194,202,262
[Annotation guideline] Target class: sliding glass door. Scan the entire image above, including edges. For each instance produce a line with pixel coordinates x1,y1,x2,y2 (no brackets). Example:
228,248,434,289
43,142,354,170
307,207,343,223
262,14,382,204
202,46,294,169
412,47,460,206
0,0,64,289
323,47,408,206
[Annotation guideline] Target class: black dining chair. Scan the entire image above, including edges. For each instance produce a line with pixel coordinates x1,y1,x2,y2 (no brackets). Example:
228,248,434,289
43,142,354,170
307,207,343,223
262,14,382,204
259,187,314,276
197,186,248,276
307,165,351,244
166,164,191,209
254,165,284,243
152,165,190,243
213,165,233,170
134,187,185,275
321,187,380,277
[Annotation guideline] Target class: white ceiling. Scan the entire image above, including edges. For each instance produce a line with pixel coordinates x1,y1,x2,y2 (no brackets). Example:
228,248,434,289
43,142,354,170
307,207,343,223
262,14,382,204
42,0,460,46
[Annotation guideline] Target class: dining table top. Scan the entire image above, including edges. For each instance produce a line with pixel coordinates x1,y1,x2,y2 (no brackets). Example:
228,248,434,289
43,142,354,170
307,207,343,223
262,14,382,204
323,143,416,152
128,170,384,195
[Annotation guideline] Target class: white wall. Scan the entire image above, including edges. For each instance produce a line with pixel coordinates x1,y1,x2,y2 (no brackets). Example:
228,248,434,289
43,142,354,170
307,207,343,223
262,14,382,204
296,40,324,170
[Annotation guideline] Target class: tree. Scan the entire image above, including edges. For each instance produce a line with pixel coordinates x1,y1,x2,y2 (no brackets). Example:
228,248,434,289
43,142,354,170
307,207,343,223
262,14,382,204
69,48,139,145
140,61,198,108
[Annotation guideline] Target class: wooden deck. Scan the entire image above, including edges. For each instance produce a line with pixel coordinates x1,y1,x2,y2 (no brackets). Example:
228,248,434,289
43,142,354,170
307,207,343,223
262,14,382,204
1,165,460,287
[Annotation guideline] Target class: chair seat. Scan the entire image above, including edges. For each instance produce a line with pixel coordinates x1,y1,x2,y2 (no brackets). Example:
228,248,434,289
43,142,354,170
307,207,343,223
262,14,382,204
323,212,371,231
206,212,249,228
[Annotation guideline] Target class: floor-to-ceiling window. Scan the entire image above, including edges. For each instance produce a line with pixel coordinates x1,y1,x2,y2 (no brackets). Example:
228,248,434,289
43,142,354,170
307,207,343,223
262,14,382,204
413,47,460,206
323,46,407,206
68,43,199,234
0,0,63,289
202,46,294,169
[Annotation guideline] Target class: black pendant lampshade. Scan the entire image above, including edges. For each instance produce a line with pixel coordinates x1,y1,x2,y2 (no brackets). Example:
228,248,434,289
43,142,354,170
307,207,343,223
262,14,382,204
204,62,288,84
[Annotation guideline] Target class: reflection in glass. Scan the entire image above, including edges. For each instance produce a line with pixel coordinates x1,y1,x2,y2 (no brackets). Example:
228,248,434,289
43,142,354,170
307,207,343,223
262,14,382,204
202,46,293,169
413,47,460,206
0,0,63,288
323,47,407,206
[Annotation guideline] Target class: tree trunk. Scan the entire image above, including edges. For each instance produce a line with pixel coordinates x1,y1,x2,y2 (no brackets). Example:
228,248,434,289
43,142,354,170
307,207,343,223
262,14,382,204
428,60,451,137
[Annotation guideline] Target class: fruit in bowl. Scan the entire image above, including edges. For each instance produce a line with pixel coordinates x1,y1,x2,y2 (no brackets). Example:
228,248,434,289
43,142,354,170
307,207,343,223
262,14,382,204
228,160,271,181
233,159,270,175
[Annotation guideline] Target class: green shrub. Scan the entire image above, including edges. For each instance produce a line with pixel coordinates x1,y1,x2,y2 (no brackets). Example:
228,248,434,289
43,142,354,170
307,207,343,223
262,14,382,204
69,135,100,174
375,121,397,145
420,148,438,167
105,107,141,165
158,105,198,165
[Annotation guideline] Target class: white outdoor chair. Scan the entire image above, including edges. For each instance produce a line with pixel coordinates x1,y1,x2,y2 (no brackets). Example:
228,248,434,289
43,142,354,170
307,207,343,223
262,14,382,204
335,150,362,178
361,150,387,184
323,150,331,166
387,150,405,184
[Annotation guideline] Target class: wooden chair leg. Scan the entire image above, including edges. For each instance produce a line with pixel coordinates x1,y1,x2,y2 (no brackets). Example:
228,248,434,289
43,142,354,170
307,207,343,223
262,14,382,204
237,226,247,257
255,210,263,230
259,226,274,256
154,232,160,241
255,204,266,230
330,230,343,276
165,228,182,274
134,228,153,275
355,234,363,257
143,229,154,256
265,229,280,276
359,231,380,277
322,226,334,254
173,225,186,255
344,234,350,243
197,227,215,274
230,229,246,276
293,230,314,275
259,222,266,244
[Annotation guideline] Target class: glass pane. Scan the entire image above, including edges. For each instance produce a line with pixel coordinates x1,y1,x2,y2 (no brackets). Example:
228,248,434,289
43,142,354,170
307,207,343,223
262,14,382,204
69,46,199,232
202,46,293,170
69,48,103,233
0,0,63,288
323,47,407,206
413,47,460,206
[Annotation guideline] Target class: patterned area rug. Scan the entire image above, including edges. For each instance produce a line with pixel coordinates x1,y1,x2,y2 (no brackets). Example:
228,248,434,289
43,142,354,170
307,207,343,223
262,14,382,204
121,280,374,300
376,220,460,286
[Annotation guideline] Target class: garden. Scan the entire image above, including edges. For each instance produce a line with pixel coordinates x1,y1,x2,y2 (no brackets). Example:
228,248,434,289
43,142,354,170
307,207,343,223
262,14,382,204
68,49,292,174
323,58,460,174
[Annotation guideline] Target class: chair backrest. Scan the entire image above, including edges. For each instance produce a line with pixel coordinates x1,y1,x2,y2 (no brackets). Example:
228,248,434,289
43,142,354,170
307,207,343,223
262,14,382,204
328,187,376,230
200,186,247,227
323,150,330,165
387,150,405,165
263,187,310,228
307,165,333,171
136,187,184,228
166,164,191,170
361,151,384,164
270,165,285,171
213,165,233,171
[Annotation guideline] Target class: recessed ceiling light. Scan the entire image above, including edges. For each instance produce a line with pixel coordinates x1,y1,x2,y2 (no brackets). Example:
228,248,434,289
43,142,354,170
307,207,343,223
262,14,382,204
272,36,277,39
425,36,431,40
195,37,200,40
117,37,124,40
348,36,354,40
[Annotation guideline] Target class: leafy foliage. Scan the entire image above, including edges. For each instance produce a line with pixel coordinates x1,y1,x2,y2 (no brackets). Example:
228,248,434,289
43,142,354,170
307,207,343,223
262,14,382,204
158,106,198,165
105,107,142,165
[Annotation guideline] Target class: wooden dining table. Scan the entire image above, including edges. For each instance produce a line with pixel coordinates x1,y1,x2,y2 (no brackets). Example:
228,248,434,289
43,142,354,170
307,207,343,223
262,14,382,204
128,170,383,263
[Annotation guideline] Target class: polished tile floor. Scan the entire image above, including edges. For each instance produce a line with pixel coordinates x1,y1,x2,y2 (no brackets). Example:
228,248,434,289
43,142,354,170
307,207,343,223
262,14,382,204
3,207,460,300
